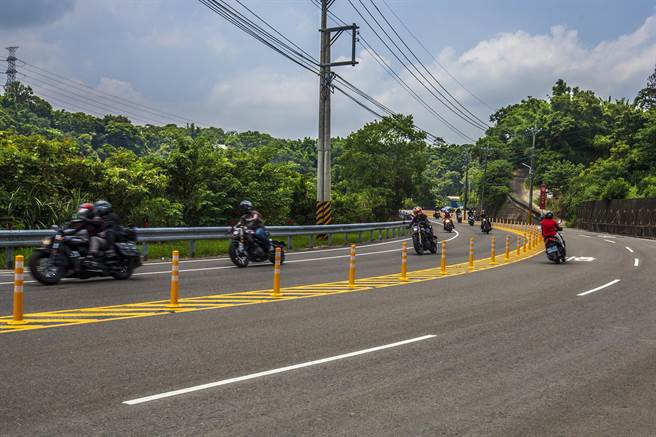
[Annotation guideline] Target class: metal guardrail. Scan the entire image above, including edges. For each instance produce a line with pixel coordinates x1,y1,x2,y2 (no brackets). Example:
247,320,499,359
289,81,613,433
0,220,409,267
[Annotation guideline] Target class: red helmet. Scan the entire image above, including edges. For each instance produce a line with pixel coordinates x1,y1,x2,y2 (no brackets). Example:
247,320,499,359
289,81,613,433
77,202,95,219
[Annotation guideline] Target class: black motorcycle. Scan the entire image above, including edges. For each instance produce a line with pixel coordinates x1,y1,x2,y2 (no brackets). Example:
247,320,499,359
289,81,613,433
443,218,455,233
228,224,285,267
411,223,437,255
481,218,492,234
544,233,567,264
468,214,475,226
29,224,141,285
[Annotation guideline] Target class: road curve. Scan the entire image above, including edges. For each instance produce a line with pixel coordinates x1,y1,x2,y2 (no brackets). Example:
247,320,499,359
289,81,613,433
1,227,655,436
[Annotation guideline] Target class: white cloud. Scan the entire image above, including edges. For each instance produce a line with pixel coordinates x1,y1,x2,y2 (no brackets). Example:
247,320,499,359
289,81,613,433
95,77,144,102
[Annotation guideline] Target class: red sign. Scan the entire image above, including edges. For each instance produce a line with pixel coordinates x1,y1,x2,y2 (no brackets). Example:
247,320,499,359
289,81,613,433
539,184,547,209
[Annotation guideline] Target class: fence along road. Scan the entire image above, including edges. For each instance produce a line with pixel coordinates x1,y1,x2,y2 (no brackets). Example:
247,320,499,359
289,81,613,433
1,226,655,435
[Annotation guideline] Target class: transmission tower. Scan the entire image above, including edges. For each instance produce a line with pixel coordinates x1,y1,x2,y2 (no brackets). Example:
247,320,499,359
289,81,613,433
4,46,18,90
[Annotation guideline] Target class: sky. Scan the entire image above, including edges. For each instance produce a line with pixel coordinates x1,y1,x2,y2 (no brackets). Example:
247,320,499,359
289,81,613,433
2,0,656,143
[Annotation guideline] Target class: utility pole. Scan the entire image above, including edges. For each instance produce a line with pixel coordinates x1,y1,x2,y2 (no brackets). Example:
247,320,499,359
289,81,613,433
479,146,489,214
4,46,18,90
463,148,470,213
316,0,358,228
525,126,541,224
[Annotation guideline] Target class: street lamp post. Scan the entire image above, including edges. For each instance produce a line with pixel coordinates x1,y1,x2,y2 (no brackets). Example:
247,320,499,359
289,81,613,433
525,126,541,224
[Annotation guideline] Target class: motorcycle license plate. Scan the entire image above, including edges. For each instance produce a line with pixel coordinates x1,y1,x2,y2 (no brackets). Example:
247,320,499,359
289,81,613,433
546,246,558,254
52,242,60,249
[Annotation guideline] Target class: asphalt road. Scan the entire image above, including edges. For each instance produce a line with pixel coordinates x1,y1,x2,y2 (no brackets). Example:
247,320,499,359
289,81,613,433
1,227,655,436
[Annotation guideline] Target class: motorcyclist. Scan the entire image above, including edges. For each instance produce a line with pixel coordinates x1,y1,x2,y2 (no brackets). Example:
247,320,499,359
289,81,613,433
72,202,102,244
237,200,271,252
480,210,492,230
93,200,120,257
455,208,463,222
408,206,434,237
540,211,562,241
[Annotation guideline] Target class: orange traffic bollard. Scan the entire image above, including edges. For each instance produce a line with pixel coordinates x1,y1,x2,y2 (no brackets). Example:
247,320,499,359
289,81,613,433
9,255,27,325
516,235,521,256
348,244,356,288
523,233,528,253
273,246,282,296
468,237,475,271
440,241,447,275
168,250,180,309
505,235,510,261
400,242,408,281
490,236,497,265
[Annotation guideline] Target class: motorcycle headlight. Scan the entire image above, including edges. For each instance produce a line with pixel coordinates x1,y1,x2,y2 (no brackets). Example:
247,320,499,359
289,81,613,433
42,237,52,246
233,230,239,236
413,226,418,231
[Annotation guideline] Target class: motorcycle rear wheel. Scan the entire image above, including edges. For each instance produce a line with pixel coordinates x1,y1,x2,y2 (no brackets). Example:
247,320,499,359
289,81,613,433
29,250,66,285
268,246,285,264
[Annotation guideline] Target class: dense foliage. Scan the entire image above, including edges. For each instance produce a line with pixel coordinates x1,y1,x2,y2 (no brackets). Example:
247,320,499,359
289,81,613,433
0,83,432,228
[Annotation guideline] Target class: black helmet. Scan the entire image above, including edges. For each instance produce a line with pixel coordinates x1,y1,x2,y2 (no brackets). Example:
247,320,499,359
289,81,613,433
239,200,253,214
94,200,112,216
545,211,554,219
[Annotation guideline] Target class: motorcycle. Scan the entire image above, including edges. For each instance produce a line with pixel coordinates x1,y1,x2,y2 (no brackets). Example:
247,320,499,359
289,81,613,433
229,224,285,267
455,211,463,223
468,215,475,226
481,218,492,234
29,223,141,285
443,218,454,233
544,232,567,264
411,223,437,255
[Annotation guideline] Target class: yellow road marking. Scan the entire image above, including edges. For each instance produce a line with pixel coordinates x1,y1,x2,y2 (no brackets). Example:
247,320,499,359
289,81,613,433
0,225,540,334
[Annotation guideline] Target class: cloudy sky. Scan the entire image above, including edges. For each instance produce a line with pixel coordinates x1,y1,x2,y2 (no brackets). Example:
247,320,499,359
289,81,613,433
2,0,656,143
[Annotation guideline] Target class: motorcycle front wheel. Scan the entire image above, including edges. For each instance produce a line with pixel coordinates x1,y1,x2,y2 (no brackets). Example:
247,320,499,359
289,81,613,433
229,240,250,267
29,250,66,285
412,235,423,255
112,258,135,280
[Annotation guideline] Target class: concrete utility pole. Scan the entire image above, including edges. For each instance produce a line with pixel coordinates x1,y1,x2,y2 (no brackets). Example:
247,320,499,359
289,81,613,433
463,148,470,213
479,147,488,214
4,47,18,90
525,126,541,224
316,0,358,228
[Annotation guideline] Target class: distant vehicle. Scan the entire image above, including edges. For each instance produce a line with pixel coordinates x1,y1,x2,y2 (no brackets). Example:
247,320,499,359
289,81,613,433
443,217,454,233
481,218,492,234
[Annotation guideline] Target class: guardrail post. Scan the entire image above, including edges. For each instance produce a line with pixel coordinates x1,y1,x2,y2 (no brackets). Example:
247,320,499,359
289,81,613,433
308,234,315,248
490,236,497,265
400,242,408,281
141,242,149,261
378,229,382,241
357,231,363,243
370,230,374,242
505,235,510,261
468,237,475,271
5,247,14,269
287,235,293,250
168,250,180,310
327,233,333,246
188,240,196,258
273,246,282,296
348,244,356,289
9,255,27,325
343,232,348,245
440,241,447,275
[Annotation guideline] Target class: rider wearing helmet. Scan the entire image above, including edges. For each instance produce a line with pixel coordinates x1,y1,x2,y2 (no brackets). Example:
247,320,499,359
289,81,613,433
408,206,434,237
540,211,562,240
237,200,271,252
91,200,120,257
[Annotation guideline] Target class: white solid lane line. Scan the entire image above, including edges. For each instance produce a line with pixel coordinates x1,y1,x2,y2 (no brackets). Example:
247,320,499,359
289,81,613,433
578,234,592,238
634,258,640,267
625,246,634,253
577,279,621,297
603,239,616,244
123,334,437,405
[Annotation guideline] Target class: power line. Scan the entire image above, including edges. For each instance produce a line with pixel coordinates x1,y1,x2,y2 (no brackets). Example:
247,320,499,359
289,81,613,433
309,0,475,142
348,0,488,131
380,0,494,111
365,0,490,128
199,0,441,141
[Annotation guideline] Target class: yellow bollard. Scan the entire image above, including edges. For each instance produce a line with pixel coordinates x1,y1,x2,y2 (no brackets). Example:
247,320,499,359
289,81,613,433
516,235,521,256
490,236,497,265
523,233,528,253
348,244,356,288
400,241,408,281
468,237,475,271
9,255,27,325
505,235,510,261
273,246,282,296
168,250,180,309
440,240,447,275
